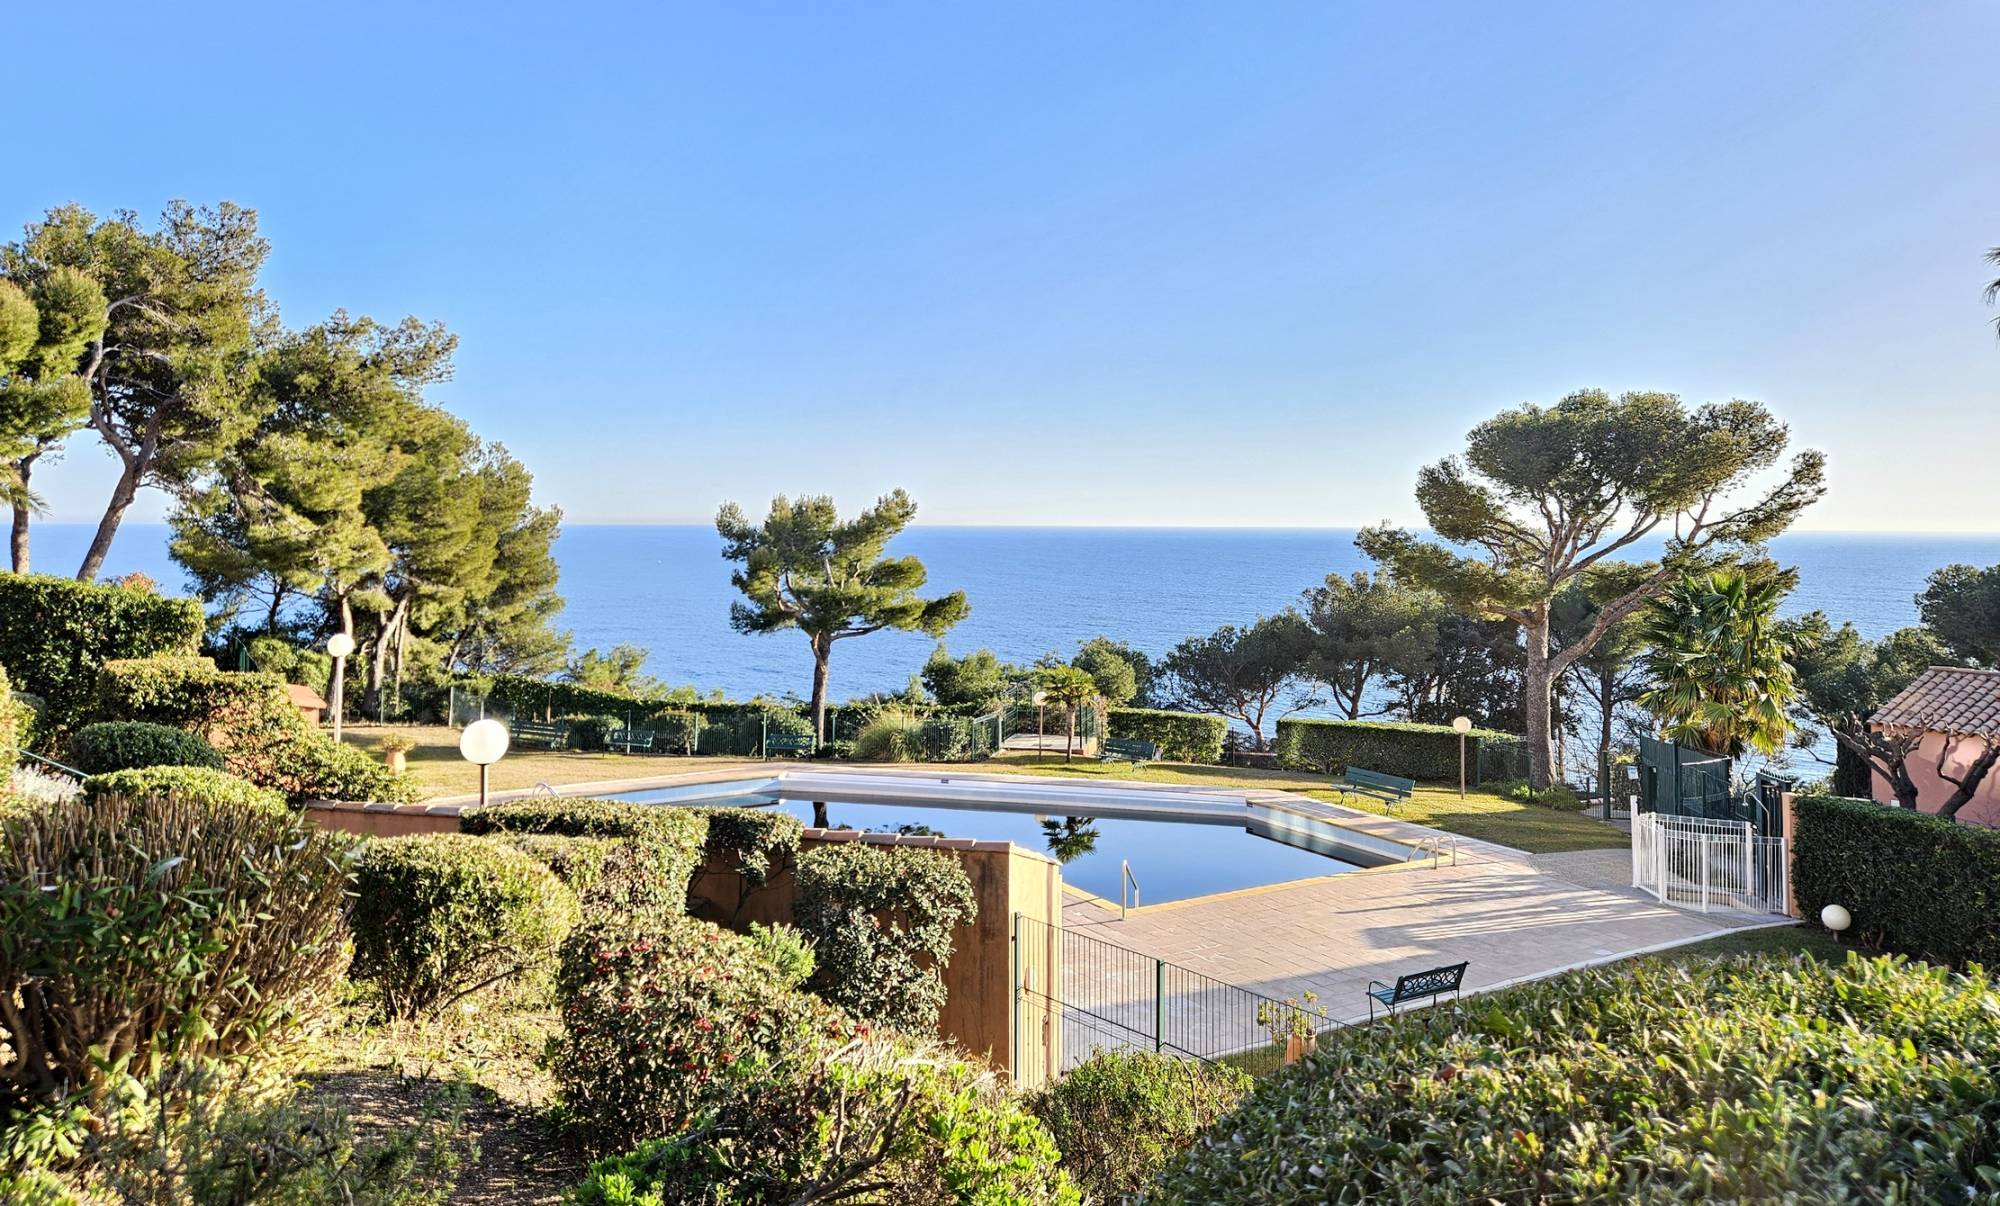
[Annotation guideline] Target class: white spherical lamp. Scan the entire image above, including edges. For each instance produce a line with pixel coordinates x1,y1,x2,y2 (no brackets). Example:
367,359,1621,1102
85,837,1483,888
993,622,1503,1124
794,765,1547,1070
460,718,510,766
1820,903,1852,935
325,632,356,659
1451,716,1473,735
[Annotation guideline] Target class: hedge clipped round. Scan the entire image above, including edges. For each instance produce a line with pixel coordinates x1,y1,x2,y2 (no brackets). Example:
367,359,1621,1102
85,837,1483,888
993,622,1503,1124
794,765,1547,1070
550,914,848,1155
0,785,351,1109
1273,717,1510,781
0,573,203,731
568,1031,1079,1205
459,798,707,917
684,806,802,926
1107,708,1229,764
1028,1051,1250,1203
1792,793,2000,967
794,841,977,1033
66,720,225,775
1151,952,2000,1203
350,833,581,1017
82,765,286,813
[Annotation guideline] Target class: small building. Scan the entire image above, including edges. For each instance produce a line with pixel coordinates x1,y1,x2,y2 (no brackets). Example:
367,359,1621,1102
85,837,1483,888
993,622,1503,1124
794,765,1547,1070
1868,666,2000,827
286,683,329,725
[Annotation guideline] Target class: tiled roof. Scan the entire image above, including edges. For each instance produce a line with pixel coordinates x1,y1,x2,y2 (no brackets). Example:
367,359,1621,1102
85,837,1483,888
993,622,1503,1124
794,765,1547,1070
1872,666,2000,734
285,683,328,710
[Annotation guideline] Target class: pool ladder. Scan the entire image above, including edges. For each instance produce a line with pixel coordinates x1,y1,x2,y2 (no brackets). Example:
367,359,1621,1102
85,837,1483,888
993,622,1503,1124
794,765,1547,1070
1406,835,1458,867
1120,859,1141,919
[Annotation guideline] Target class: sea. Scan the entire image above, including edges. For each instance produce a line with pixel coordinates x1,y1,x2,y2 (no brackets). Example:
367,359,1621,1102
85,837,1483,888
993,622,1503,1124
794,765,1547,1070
24,524,2000,709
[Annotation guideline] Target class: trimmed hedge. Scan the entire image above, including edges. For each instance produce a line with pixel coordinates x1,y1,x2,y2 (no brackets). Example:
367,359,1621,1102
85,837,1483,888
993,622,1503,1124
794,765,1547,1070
1106,707,1228,764
91,657,417,804
350,833,581,1016
1152,951,2000,1202
459,798,707,916
0,782,351,1109
0,573,204,732
684,806,803,926
83,765,287,813
66,719,225,775
1028,1051,1250,1203
1792,793,2000,968
794,842,977,1033
1273,717,1512,782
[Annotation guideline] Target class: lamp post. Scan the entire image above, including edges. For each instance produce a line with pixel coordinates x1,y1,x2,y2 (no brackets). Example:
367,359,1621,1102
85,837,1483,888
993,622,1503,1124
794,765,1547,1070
460,718,510,811
1820,903,1852,945
325,632,356,744
1033,690,1047,755
1451,716,1473,799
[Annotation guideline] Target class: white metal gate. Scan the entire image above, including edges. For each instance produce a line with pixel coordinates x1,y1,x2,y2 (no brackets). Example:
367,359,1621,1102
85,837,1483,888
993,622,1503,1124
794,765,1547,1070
1632,813,1789,915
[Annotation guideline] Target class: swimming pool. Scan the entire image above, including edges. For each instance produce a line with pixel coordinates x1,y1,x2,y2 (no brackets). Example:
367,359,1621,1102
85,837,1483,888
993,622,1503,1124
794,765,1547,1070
593,771,1408,904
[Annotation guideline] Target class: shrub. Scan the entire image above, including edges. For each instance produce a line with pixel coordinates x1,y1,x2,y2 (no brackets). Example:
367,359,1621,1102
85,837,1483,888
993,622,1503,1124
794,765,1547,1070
0,573,203,732
1106,707,1229,764
568,1032,1079,1205
550,915,847,1155
646,709,704,755
1028,1051,1250,1203
0,662,17,761
566,713,626,752
1495,778,1588,810
1273,717,1511,781
746,921,815,988
459,798,707,915
852,708,923,761
0,787,352,1111
82,764,287,813
794,842,977,1033
91,656,418,803
496,832,678,919
1151,952,2000,1203
349,833,581,1017
1792,793,2000,967
684,806,803,925
66,719,225,774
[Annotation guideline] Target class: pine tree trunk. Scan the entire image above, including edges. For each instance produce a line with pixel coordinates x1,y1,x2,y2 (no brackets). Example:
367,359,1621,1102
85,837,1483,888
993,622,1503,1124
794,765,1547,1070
809,634,832,744
9,501,28,574
76,464,140,582
1523,612,1556,789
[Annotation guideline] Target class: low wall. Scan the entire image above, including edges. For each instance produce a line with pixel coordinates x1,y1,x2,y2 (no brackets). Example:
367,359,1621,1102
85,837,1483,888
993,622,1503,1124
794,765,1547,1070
308,799,1064,1083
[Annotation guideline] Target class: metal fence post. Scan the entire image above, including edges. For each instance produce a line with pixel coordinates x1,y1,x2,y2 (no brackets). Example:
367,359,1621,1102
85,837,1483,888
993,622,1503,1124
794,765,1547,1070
1154,959,1166,1053
1011,913,1022,1080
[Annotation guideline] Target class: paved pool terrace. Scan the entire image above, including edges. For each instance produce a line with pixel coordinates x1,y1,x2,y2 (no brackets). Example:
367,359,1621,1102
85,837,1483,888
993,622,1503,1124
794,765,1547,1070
436,764,1777,1049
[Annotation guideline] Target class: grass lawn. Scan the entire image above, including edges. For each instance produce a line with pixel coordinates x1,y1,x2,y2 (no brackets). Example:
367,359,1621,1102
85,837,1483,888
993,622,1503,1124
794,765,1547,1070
952,752,1629,855
338,723,756,800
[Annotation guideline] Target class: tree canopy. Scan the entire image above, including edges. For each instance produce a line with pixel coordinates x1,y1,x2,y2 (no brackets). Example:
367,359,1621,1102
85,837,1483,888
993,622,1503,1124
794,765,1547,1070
1917,562,2000,668
1358,388,1825,785
1637,567,1799,758
717,490,967,740
1157,613,1315,750
0,265,104,572
1301,571,1441,719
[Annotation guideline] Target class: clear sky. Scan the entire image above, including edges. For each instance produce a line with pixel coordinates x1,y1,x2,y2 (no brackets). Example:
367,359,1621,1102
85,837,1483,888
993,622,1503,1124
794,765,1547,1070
9,2,1999,531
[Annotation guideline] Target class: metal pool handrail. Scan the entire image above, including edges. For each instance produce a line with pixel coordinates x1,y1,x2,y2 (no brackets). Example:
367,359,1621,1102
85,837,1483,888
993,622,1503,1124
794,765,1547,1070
7,745,90,781
1121,859,1141,919
1405,835,1458,867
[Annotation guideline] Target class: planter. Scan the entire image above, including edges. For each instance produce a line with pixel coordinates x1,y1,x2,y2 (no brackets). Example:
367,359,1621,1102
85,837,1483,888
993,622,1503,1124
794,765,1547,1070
384,749,407,775
1284,1033,1316,1064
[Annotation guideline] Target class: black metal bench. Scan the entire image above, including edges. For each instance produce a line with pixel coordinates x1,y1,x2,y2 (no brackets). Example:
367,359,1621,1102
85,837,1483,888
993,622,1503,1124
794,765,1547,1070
1366,961,1468,1021
765,733,817,758
606,728,655,753
1333,766,1416,812
1100,737,1159,764
508,720,570,749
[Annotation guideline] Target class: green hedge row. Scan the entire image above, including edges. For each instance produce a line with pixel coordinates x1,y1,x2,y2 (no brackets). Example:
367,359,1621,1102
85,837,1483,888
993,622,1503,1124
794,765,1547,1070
1106,708,1228,764
1273,717,1511,782
1791,794,2000,967
0,574,203,733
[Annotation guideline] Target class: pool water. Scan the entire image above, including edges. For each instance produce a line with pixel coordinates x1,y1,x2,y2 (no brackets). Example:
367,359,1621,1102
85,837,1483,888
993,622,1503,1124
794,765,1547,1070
599,787,1367,904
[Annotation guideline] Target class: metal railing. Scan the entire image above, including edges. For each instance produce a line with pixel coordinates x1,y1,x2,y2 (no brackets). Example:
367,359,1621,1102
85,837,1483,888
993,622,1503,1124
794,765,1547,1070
1632,812,1789,915
1013,913,1329,1075
1404,835,1458,867
1120,859,1141,918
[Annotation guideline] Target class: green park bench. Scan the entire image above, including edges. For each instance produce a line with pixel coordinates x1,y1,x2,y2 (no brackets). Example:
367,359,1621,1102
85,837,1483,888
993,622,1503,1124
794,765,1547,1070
1332,767,1415,812
605,728,656,753
765,733,817,758
508,720,571,749
1099,738,1159,764
1366,960,1468,1021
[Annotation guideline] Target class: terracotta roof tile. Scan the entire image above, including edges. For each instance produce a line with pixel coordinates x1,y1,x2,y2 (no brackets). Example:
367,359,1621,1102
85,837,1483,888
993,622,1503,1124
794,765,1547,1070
1872,666,2000,734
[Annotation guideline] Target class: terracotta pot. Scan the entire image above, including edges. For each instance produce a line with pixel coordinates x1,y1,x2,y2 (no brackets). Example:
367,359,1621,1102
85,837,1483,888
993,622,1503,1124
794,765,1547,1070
1284,1033,1316,1064
384,749,407,775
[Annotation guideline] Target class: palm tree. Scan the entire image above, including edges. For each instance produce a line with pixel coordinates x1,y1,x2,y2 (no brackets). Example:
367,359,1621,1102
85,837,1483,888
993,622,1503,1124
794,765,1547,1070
1039,816,1101,863
1032,665,1098,762
1637,568,1798,757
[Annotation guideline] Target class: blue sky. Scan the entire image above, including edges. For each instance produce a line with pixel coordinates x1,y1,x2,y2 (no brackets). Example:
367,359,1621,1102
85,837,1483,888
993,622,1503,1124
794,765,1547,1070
10,2,1999,531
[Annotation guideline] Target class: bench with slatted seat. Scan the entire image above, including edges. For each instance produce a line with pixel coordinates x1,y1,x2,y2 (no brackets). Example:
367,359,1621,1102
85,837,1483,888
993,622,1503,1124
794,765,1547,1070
1365,961,1468,1021
1099,737,1159,764
606,728,655,753
508,720,570,749
1332,766,1415,812
765,733,817,758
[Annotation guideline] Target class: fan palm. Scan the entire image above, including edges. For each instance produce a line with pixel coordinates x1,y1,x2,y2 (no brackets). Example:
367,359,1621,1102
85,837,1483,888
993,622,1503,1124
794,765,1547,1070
1637,569,1798,757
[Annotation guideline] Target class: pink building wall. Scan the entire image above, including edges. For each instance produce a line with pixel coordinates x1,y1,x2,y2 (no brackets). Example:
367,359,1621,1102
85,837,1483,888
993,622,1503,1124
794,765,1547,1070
1868,730,2000,828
